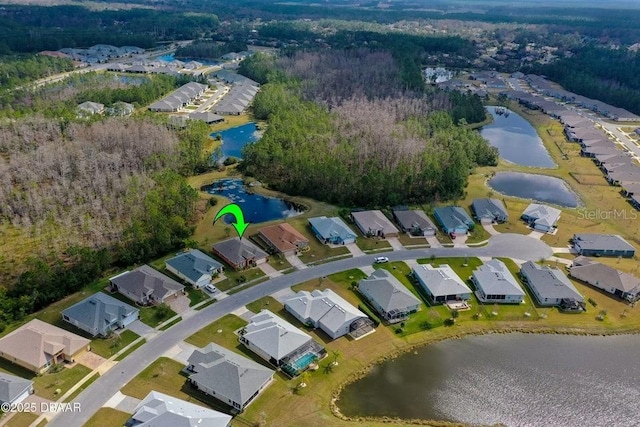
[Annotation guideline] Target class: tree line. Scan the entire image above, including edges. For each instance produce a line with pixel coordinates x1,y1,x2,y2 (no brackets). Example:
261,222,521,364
175,40,248,59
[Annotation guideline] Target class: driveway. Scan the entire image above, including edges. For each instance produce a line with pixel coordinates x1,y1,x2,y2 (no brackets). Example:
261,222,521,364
166,294,190,314
258,263,282,278
426,236,442,248
77,351,108,370
165,341,199,365
127,320,155,336
387,237,404,251
482,223,500,236
345,243,365,257
270,288,296,304
453,235,468,248
285,254,308,270
528,230,545,240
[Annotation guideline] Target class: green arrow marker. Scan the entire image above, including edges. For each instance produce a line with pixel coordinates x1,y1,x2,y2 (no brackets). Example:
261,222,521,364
213,203,250,239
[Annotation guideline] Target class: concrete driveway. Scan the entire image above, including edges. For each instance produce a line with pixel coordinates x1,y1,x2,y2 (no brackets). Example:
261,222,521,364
387,237,404,251
426,236,442,248
345,243,365,257
164,341,199,365
127,320,154,336
286,254,308,270
483,223,500,236
77,351,108,370
259,263,282,278
166,294,190,314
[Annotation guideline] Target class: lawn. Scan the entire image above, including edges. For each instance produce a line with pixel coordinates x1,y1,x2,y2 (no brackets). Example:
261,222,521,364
105,292,178,328
185,314,247,350
186,287,209,306
466,223,490,243
115,338,146,362
214,268,266,292
90,330,140,359
63,372,99,403
33,364,92,401
266,253,292,271
246,296,283,314
354,237,392,252
4,412,39,427
397,233,428,247
84,408,131,427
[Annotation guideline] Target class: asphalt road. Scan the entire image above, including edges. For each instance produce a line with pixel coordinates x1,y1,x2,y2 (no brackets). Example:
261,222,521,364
48,233,551,427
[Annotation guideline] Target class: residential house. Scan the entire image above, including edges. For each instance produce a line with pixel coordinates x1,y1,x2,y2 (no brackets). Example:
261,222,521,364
351,210,399,238
165,249,224,288
433,206,475,235
257,223,309,256
471,259,525,303
519,261,584,310
61,292,139,337
284,289,372,339
109,265,185,306
77,101,105,116
0,319,90,374
521,203,561,233
570,256,640,302
211,238,268,270
412,264,472,304
571,234,636,258
357,269,421,324
107,101,135,116
239,310,326,376
128,391,232,427
471,198,509,224
392,209,436,236
186,342,274,411
0,373,33,406
308,216,357,245
148,82,208,112
189,111,225,124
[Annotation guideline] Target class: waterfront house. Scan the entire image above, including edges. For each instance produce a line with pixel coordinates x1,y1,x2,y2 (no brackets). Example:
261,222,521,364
351,210,399,238
392,209,437,236
187,343,274,412
257,223,309,256
129,391,232,426
521,203,561,233
165,249,224,288
285,289,372,339
357,269,421,324
519,261,584,310
433,206,474,235
571,234,636,258
308,216,357,245
471,199,509,224
211,238,268,270
109,265,185,306
570,256,640,302
412,264,472,304
61,292,139,337
471,259,525,303
0,320,90,374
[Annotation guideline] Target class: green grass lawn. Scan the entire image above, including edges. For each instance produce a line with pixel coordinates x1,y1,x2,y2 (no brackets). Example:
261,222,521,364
466,224,491,243
90,330,140,359
246,296,283,314
115,338,146,361
159,317,182,331
186,287,208,306
267,253,292,271
84,408,131,427
33,364,92,400
185,314,247,349
4,412,39,427
214,268,266,292
355,237,392,252
63,372,99,403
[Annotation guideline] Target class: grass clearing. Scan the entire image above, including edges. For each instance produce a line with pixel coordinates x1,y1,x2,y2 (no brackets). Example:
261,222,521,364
63,372,99,403
186,287,208,307
84,408,131,427
185,314,247,350
246,296,283,314
266,253,292,271
33,364,92,401
90,330,140,358
354,237,392,252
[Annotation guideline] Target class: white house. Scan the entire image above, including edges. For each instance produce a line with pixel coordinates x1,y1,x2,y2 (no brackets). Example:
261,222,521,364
471,259,525,304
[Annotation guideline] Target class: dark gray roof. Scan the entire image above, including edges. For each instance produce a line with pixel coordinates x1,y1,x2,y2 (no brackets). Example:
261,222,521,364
110,265,184,302
392,209,436,232
351,210,399,235
573,234,635,253
0,372,32,404
166,249,223,283
433,206,474,230
188,342,274,406
472,259,525,297
308,216,357,242
358,269,421,315
571,256,640,295
188,112,224,123
413,264,472,297
130,390,232,427
471,198,509,221
61,292,138,336
212,238,267,267
520,261,583,302
241,310,312,361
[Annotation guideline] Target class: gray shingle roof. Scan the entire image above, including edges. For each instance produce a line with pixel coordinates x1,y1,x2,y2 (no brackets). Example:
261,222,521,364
522,203,561,227
61,292,138,336
241,310,312,361
433,206,474,230
165,249,223,284
472,259,525,297
471,198,509,221
392,209,436,232
130,390,232,427
520,261,583,301
212,238,267,268
413,264,472,297
573,234,636,253
308,216,357,242
351,210,399,236
358,269,421,315
110,265,184,302
0,372,32,404
187,343,274,407
571,256,640,296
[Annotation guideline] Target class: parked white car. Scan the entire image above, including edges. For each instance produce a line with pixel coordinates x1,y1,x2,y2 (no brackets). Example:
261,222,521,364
374,256,389,264
205,284,218,293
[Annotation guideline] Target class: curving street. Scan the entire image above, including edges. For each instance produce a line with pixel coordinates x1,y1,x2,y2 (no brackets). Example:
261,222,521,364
47,233,552,427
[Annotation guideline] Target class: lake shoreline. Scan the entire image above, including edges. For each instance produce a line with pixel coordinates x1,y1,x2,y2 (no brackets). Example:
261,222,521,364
331,324,640,426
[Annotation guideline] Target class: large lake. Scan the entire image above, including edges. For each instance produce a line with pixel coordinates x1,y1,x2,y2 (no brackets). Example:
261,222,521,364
212,122,260,161
481,106,556,168
488,172,580,207
202,178,302,224
339,333,640,426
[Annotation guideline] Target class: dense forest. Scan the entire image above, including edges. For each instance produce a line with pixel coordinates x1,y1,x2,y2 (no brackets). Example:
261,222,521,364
0,55,74,89
240,50,496,207
175,40,248,59
535,46,640,115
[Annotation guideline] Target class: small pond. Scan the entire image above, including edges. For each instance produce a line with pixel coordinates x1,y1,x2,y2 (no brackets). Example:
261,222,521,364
202,178,303,224
481,106,556,168
211,122,260,161
488,171,580,207
339,333,640,427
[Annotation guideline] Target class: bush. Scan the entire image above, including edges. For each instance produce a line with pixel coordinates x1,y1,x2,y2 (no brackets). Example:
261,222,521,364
208,197,218,207
223,156,239,166
444,318,456,326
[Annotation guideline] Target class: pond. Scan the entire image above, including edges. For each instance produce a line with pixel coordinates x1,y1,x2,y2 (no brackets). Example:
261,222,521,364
488,172,580,207
211,122,260,161
202,178,303,224
338,333,640,427
481,106,556,168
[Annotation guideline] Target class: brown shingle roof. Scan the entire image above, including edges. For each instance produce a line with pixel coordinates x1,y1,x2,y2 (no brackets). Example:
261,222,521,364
258,223,308,253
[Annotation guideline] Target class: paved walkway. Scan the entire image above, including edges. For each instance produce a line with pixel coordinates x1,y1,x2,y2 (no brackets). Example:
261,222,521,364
345,243,365,257
482,223,500,236
127,320,155,336
286,254,308,270
164,341,199,365
387,237,404,251
258,263,283,278
552,247,575,254
528,230,545,240
426,236,442,248
359,266,375,275
76,351,108,370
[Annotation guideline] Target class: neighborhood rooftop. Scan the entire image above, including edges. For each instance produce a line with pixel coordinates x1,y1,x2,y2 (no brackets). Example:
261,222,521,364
241,310,312,362
0,372,33,405
351,210,399,237
471,259,525,302
308,216,357,245
392,209,437,235
570,256,640,302
61,292,139,337
471,198,509,223
572,234,636,256
109,265,184,304
520,261,583,302
165,249,224,287
211,237,268,269
358,269,421,316
412,264,472,300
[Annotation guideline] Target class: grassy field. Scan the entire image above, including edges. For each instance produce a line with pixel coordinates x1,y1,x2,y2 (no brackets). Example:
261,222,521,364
63,372,99,403
246,296,283,314
84,408,131,427
185,314,247,350
33,364,92,401
3,412,39,427
186,287,209,306
354,237,392,252
90,330,140,359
